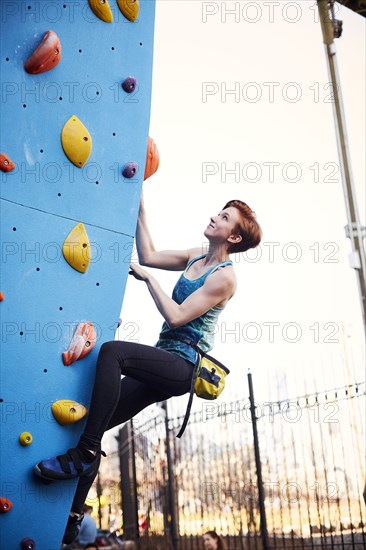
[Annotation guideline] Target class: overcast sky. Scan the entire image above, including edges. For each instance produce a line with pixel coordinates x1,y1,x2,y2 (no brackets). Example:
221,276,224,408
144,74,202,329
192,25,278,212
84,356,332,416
115,0,365,423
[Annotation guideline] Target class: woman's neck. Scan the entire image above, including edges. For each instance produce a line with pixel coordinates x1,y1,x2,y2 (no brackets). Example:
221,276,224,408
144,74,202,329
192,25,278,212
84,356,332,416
202,245,230,265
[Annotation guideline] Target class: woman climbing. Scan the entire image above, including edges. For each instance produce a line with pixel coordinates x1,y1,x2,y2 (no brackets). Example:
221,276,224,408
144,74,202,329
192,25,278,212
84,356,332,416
33,192,262,544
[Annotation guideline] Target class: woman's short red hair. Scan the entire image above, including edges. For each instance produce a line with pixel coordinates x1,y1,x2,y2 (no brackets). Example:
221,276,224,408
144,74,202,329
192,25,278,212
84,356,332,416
224,199,262,254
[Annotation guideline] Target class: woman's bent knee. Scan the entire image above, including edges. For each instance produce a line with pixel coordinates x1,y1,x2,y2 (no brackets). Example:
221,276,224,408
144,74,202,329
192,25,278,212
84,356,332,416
99,341,117,355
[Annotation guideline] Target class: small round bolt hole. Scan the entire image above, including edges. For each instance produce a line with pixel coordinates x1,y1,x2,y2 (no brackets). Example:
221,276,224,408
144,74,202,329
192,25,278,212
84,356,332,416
13,227,16,231
43,369,47,373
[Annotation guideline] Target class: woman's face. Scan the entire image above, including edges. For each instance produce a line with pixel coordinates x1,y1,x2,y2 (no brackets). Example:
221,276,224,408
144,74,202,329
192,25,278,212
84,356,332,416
203,533,218,550
204,206,241,245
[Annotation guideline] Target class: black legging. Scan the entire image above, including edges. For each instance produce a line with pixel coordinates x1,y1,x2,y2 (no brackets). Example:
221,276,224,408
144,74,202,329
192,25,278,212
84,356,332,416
71,341,194,513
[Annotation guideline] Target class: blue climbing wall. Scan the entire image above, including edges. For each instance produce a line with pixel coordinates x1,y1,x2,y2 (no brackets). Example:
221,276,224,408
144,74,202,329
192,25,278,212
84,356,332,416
0,1,156,547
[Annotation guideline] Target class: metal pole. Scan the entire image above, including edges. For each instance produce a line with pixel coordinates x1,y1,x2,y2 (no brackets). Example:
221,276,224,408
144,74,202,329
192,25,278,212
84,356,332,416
317,0,366,333
248,371,270,550
130,420,140,543
116,425,139,541
96,472,103,530
162,401,179,550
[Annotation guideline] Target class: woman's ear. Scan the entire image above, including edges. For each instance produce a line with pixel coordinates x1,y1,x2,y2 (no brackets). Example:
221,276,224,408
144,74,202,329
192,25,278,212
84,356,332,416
228,233,242,245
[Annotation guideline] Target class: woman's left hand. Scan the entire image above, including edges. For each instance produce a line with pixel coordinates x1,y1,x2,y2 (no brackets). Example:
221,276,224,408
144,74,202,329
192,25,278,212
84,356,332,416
129,263,149,282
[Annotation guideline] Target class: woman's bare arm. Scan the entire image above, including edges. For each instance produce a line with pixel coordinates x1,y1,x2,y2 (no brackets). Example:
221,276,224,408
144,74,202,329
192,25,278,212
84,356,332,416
136,191,202,270
129,263,236,328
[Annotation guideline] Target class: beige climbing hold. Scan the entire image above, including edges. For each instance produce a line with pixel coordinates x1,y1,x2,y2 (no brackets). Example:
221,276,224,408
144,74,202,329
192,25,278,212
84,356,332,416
51,400,88,425
62,223,91,273
19,432,33,446
117,0,139,22
61,115,92,168
88,0,113,22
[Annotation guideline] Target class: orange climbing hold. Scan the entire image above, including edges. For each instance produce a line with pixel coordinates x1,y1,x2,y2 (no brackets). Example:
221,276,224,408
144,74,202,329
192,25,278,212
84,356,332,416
62,322,96,366
0,497,12,513
117,0,139,22
0,153,15,172
51,400,88,425
0,291,4,301
24,30,61,74
144,137,160,180
62,223,91,273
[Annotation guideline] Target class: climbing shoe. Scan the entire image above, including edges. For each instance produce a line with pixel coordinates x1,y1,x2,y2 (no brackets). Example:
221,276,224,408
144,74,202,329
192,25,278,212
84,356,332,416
62,513,84,544
33,447,105,481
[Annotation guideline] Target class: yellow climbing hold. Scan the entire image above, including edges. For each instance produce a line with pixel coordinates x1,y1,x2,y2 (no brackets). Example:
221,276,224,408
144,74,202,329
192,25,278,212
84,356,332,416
88,0,113,23
61,115,92,168
117,0,139,22
19,432,33,446
52,400,88,425
62,223,91,273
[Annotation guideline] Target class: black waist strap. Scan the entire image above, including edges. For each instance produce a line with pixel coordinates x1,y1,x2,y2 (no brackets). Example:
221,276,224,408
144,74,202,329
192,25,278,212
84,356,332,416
159,334,200,438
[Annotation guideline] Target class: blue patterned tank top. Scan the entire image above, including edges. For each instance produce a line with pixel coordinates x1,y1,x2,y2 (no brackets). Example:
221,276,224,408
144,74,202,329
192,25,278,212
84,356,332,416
155,254,233,364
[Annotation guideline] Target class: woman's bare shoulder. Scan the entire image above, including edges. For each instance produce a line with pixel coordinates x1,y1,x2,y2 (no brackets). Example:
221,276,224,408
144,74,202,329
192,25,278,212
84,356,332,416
187,247,206,261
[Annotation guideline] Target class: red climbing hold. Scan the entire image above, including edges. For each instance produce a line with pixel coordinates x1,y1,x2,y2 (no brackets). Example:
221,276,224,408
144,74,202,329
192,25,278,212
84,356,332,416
62,322,96,366
0,497,12,513
0,153,15,172
20,538,36,550
144,137,160,180
24,30,61,74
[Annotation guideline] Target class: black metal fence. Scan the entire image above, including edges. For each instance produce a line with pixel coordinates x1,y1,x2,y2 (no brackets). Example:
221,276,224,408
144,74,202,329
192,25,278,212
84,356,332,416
91,375,366,550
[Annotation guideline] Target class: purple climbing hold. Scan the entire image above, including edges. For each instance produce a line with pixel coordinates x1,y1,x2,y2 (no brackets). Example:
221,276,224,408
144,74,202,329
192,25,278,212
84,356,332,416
122,162,138,179
122,76,137,93
20,538,36,550
118,318,122,327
